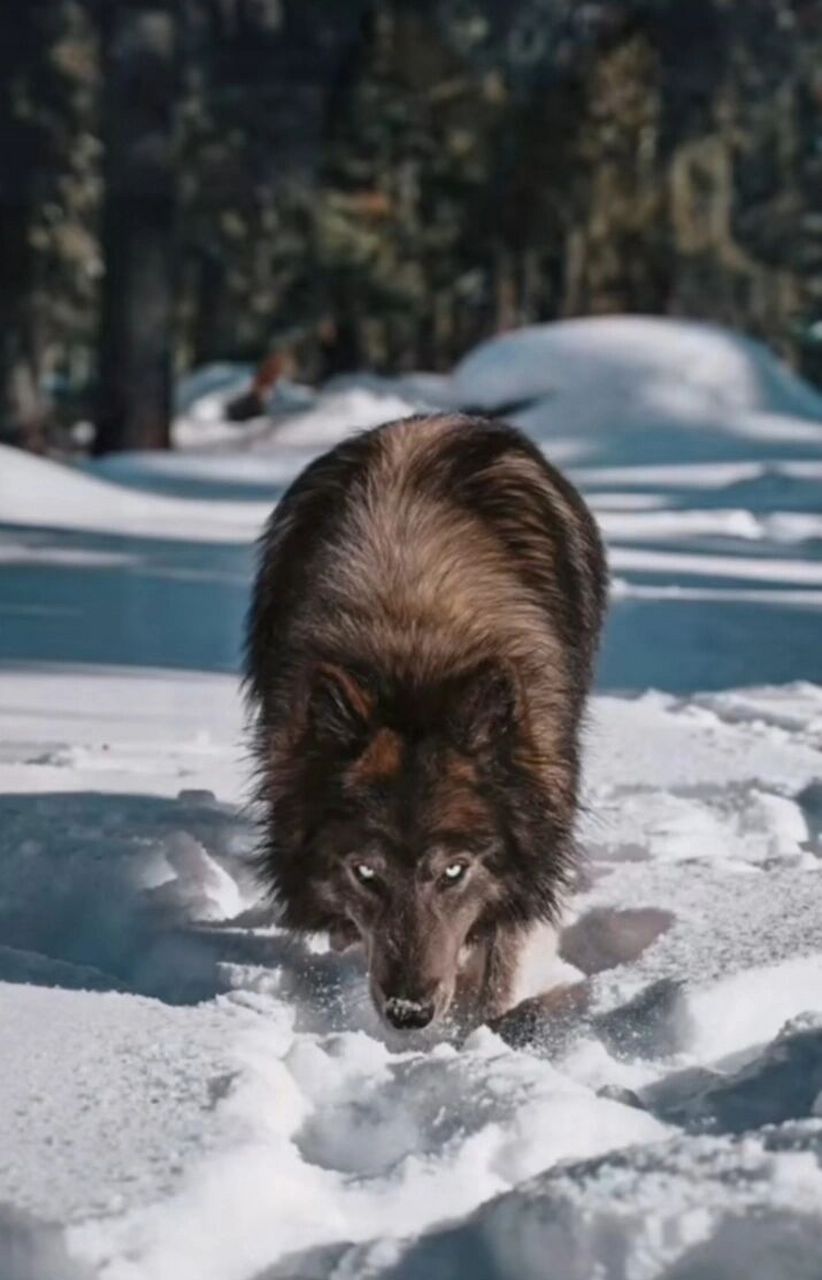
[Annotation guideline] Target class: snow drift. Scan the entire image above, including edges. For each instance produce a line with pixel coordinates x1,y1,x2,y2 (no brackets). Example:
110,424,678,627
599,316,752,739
2,671,822,1280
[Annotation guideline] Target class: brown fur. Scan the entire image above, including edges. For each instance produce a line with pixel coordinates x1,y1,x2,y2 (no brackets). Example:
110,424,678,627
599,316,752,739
246,414,607,1030
348,728,404,785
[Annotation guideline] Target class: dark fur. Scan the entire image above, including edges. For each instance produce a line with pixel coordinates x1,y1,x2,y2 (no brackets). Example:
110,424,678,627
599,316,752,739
245,414,607,1029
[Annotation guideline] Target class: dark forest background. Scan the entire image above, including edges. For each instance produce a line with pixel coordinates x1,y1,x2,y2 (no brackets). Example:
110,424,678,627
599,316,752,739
1,0,821,454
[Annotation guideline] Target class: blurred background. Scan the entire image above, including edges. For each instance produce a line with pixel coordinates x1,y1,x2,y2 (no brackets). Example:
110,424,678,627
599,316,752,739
2,0,821,455
1,0,821,691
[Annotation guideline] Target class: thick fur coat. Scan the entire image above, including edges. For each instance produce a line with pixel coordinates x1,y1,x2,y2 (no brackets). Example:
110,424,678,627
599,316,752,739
246,414,607,1030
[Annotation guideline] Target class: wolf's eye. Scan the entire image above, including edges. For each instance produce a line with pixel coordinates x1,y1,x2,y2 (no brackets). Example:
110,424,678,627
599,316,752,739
353,862,378,886
441,861,468,886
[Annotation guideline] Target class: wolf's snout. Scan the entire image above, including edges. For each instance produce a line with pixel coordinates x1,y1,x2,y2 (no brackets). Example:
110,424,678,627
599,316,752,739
382,995,436,1030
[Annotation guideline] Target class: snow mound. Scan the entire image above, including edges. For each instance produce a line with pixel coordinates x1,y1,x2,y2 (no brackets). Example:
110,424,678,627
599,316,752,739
367,1123,822,1280
452,315,822,420
173,378,416,455
0,445,269,543
449,316,822,468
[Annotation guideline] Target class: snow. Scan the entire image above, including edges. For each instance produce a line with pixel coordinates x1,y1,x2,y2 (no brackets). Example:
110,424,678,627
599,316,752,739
451,316,822,473
0,445,269,543
452,314,822,421
173,374,417,454
607,546,822,585
0,983,241,1222
3,669,822,1279
2,314,822,1277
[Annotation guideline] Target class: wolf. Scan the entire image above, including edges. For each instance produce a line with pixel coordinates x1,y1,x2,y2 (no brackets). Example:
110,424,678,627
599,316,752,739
246,413,607,1031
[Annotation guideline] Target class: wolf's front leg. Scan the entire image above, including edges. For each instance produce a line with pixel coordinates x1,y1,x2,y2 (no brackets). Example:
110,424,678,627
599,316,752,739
488,981,591,1050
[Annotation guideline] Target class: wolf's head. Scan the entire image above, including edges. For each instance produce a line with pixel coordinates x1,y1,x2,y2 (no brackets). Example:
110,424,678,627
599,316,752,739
268,660,572,1029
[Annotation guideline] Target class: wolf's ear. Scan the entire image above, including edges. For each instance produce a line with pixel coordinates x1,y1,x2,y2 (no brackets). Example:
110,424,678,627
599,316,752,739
308,663,374,749
449,662,519,753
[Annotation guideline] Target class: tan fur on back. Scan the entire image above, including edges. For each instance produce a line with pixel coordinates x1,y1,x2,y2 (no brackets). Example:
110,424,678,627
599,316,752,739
289,417,570,777
364,422,561,759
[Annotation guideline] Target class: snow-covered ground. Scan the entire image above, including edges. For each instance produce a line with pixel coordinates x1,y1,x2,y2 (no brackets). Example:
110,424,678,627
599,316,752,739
2,317,822,1279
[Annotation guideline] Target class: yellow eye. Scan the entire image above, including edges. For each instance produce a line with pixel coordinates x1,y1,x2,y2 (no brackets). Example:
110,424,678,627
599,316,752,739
442,862,467,885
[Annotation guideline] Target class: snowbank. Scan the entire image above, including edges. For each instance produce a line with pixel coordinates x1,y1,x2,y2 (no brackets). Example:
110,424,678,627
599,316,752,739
449,316,822,468
2,669,822,1278
173,377,417,454
453,314,822,419
0,445,269,543
368,1122,822,1280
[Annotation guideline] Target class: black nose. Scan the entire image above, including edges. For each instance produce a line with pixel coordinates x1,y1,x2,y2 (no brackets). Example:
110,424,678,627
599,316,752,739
383,996,436,1029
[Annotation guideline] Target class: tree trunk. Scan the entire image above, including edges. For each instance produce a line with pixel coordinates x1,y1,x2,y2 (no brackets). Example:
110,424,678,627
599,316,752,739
95,3,177,455
0,205,46,452
0,3,52,451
